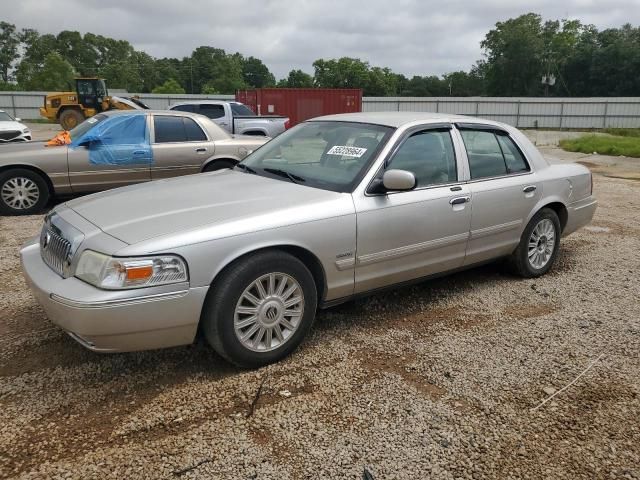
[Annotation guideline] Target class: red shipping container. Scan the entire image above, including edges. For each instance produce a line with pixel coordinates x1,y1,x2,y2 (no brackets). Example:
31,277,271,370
235,88,362,127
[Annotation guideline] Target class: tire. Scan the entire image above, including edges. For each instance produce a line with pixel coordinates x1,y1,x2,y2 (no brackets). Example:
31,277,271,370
509,208,561,278
201,250,318,368
0,168,50,215
59,109,85,130
203,159,236,172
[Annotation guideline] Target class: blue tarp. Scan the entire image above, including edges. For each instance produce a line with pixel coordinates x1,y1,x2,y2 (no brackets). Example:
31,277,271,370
70,114,153,165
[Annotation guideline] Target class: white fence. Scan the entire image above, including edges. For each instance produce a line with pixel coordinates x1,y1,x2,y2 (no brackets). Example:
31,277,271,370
2,91,640,129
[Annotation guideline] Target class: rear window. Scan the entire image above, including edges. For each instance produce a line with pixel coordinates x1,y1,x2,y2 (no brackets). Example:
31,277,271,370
199,104,225,119
230,103,255,116
460,129,529,179
154,116,207,143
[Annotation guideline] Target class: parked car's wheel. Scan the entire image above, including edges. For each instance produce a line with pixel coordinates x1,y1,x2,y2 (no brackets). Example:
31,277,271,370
509,208,561,278
0,168,50,215
202,250,317,368
203,159,236,172
59,109,85,130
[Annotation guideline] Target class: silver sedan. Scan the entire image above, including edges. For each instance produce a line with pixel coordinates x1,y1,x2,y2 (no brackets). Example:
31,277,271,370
0,110,268,215
21,112,597,367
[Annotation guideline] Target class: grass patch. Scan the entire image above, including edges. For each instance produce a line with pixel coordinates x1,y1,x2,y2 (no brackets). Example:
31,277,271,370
602,128,640,138
559,135,640,158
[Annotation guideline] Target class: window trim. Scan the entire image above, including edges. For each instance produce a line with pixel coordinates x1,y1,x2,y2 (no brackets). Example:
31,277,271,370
455,123,532,181
151,114,210,144
365,123,463,196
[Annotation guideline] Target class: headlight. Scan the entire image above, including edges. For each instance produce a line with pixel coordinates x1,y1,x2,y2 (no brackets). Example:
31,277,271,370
75,250,188,289
22,128,30,134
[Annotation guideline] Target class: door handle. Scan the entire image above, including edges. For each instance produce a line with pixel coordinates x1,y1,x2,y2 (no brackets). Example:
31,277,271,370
523,185,537,193
450,185,462,191
195,147,207,153
133,150,146,155
449,196,470,205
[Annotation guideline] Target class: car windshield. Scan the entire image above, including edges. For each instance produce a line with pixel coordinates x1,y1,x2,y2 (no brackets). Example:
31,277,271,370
230,103,255,116
68,114,108,140
0,111,14,121
239,121,394,192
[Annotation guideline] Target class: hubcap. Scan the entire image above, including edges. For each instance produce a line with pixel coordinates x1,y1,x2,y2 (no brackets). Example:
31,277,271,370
234,272,304,352
1,177,40,210
528,218,556,269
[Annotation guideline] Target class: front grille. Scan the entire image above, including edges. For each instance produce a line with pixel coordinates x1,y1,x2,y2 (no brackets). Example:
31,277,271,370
40,228,72,277
0,130,20,141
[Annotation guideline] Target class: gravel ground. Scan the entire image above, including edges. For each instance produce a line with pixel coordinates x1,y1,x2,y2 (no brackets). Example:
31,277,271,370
0,148,639,479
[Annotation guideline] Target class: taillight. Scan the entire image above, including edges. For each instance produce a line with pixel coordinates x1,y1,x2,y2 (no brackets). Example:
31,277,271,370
284,119,291,130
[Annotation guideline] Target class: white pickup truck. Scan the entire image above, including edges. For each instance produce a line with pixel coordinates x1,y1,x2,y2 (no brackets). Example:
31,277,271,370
169,101,289,137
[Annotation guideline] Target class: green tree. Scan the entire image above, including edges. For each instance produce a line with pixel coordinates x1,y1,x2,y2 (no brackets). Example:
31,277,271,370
151,78,186,94
21,52,75,90
190,46,246,93
279,69,314,87
313,57,370,88
0,22,20,82
241,56,275,87
481,13,545,95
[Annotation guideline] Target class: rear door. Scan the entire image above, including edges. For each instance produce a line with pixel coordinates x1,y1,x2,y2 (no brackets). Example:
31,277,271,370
150,114,212,180
455,125,541,265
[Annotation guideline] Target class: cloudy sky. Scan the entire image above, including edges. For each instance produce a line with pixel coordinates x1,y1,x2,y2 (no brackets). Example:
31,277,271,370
5,0,640,79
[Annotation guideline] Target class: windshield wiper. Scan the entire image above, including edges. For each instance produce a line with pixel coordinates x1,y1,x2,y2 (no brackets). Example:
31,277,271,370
235,163,257,174
263,167,306,184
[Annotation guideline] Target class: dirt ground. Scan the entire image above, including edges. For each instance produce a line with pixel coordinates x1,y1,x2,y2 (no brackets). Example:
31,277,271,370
0,146,638,479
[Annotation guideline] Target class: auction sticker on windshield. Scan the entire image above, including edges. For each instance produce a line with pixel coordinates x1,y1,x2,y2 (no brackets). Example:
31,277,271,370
327,145,367,158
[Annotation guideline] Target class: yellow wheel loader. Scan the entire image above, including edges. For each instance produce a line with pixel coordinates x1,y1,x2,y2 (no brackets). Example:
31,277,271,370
39,78,149,130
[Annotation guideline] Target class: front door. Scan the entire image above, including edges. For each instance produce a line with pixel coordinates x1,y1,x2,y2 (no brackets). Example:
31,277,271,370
67,115,151,193
150,114,212,180
353,126,472,293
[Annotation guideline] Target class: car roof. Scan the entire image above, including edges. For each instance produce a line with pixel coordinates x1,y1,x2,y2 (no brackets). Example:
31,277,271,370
101,109,205,117
310,111,505,128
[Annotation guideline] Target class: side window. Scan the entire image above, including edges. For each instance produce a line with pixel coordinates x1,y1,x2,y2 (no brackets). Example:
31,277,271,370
496,134,530,173
171,104,195,113
386,130,457,187
154,116,187,143
199,104,225,119
460,130,508,179
184,117,207,141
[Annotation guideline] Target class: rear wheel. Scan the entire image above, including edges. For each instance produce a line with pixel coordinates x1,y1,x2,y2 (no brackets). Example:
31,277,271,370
59,109,85,130
0,168,50,215
201,250,317,368
509,208,561,278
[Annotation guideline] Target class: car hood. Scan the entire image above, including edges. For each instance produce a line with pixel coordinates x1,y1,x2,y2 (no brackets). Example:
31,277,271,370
0,121,27,131
65,170,350,245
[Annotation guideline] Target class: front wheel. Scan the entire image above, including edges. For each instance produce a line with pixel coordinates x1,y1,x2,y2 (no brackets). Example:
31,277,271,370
0,168,50,215
509,208,561,278
201,250,317,368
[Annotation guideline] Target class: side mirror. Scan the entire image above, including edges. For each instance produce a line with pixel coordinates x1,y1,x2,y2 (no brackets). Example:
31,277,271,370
382,169,416,192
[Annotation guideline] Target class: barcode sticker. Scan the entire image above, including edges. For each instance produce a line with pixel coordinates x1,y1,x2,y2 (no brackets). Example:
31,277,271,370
327,145,367,158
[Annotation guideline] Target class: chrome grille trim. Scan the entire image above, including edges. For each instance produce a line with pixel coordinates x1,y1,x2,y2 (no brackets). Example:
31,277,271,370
39,212,84,278
40,228,72,277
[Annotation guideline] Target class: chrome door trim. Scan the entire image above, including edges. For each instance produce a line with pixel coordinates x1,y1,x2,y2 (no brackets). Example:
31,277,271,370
356,231,470,266
470,219,522,239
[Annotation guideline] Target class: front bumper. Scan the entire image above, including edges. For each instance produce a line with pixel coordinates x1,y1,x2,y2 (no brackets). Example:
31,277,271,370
564,195,598,236
20,237,208,352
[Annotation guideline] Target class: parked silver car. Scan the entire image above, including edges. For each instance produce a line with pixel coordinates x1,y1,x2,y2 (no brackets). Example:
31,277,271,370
0,110,267,215
0,110,31,143
21,112,597,367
